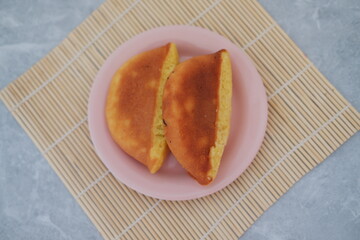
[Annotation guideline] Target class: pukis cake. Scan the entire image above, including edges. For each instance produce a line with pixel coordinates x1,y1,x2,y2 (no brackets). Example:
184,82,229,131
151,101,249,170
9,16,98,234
106,43,179,173
163,50,232,185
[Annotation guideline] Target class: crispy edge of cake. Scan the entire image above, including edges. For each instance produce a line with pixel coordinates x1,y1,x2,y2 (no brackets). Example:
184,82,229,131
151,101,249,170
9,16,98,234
207,50,232,182
148,43,179,173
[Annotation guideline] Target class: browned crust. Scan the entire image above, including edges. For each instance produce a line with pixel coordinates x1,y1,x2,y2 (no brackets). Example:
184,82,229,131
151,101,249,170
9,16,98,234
106,44,171,168
163,50,225,185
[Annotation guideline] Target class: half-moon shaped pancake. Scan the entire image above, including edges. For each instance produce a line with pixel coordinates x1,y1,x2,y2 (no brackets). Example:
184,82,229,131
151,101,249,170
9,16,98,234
163,50,232,185
106,43,179,173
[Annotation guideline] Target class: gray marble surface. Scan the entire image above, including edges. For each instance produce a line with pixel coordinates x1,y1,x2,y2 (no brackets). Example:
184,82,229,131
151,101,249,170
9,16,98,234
0,0,359,239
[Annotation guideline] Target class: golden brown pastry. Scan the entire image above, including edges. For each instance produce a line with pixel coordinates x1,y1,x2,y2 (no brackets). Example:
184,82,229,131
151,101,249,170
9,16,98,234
106,43,179,173
163,50,232,185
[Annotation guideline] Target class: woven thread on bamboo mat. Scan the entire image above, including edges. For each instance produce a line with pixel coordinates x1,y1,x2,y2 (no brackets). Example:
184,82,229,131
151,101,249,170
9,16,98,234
1,0,359,239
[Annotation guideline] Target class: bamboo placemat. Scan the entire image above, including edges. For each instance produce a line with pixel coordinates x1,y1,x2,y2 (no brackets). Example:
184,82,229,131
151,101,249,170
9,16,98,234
1,0,359,239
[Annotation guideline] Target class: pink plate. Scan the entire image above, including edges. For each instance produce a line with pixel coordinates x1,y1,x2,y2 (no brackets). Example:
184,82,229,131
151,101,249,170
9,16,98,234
88,25,267,201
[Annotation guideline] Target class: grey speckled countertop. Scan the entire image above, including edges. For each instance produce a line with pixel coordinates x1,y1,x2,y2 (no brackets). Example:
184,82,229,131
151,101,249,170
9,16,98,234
0,1,359,239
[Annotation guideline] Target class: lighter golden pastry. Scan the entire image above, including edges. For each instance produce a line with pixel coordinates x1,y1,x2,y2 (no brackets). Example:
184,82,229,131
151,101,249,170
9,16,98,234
163,50,232,185
106,43,179,173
